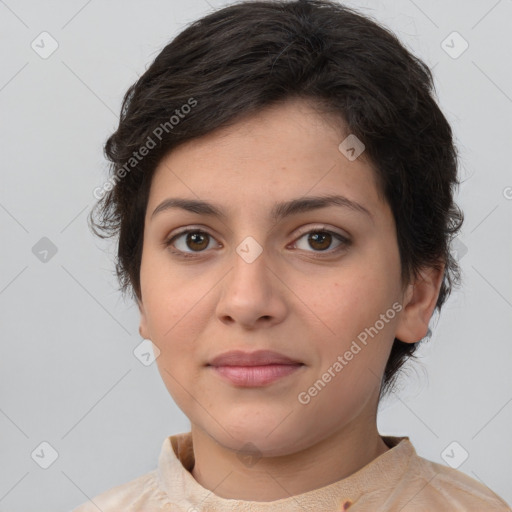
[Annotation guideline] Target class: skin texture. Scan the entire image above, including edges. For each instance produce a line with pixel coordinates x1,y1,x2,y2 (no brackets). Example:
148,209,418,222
138,98,444,501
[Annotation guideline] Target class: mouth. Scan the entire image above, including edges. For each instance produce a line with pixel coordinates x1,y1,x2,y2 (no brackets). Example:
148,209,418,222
206,349,305,387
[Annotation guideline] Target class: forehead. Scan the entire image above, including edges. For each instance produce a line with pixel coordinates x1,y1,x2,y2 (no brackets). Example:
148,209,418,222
147,99,385,219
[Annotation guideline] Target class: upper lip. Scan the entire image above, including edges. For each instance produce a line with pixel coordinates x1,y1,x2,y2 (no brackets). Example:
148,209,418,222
207,349,303,367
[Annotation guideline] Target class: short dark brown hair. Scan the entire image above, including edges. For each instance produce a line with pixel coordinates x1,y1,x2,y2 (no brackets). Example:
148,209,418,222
89,0,464,396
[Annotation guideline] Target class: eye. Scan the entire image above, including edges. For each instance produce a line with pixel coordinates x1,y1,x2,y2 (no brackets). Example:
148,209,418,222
164,229,220,257
292,227,350,254
164,225,351,259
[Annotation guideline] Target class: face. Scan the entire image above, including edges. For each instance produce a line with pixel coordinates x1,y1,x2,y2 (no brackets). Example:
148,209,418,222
138,98,429,456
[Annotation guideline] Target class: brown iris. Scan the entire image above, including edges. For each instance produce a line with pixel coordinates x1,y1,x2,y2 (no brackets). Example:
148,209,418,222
307,231,332,251
186,232,209,251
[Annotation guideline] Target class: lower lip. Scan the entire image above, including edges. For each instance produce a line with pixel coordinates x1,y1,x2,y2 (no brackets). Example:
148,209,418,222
210,364,303,387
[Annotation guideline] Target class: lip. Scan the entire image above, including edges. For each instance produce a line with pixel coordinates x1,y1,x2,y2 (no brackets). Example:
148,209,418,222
207,350,304,387
207,349,302,367
210,364,303,387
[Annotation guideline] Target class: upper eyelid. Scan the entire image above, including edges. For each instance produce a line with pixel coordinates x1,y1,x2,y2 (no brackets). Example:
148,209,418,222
293,224,349,240
165,225,221,244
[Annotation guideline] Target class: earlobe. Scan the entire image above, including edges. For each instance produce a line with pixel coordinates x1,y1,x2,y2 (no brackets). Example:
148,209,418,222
395,264,445,344
137,299,150,340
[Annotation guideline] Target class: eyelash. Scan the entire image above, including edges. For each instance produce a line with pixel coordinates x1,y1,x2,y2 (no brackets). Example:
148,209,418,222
163,225,351,260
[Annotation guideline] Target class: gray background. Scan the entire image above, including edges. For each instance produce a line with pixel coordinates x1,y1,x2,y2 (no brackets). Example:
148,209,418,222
1,0,511,510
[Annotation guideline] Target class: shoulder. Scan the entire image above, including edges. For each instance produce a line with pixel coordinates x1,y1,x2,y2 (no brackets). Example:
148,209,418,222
394,447,511,511
70,469,171,512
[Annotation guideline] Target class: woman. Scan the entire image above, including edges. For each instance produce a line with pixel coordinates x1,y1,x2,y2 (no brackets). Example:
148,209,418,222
73,1,511,510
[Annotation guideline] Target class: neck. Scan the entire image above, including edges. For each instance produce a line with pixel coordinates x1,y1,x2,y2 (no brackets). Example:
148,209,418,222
189,411,389,501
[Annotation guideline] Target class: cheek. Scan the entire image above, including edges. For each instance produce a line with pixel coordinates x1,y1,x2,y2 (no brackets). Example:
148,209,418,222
145,289,207,353
140,267,216,378
301,262,400,369
140,251,204,335
308,269,396,329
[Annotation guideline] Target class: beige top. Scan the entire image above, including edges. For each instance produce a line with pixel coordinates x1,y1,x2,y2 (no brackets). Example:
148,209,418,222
72,432,511,511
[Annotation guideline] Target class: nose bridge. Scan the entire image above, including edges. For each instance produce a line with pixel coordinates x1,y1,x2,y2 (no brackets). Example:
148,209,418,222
216,234,286,327
229,235,271,295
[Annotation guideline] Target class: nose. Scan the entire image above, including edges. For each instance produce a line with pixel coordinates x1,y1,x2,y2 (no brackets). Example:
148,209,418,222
215,243,288,330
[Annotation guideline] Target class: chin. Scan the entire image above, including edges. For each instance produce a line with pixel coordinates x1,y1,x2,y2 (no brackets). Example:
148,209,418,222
206,418,305,457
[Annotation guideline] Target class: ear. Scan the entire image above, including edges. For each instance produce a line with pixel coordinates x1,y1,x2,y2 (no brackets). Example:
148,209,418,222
395,263,445,344
137,298,151,339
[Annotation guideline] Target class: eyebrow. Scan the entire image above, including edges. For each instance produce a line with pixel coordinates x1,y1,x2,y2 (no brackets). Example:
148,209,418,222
151,194,373,223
